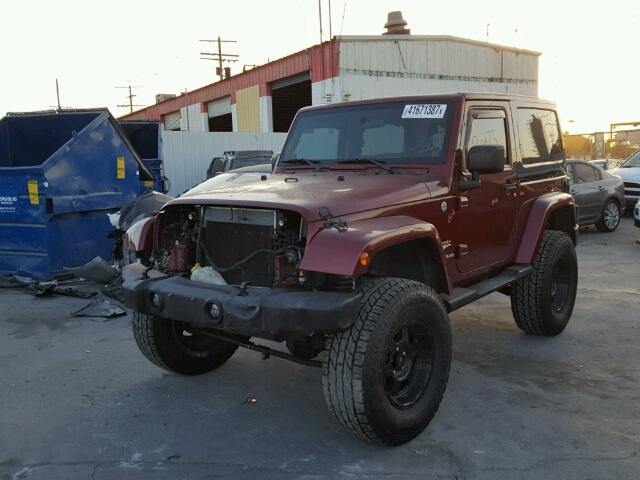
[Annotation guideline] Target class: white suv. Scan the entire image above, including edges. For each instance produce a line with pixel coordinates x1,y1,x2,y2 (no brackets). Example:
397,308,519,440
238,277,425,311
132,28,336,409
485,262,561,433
611,150,640,212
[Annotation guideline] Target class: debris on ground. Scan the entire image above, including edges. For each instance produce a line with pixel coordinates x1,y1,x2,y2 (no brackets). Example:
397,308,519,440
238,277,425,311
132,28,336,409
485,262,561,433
64,256,119,284
0,275,31,288
243,395,257,405
72,299,126,320
101,275,124,303
30,281,97,299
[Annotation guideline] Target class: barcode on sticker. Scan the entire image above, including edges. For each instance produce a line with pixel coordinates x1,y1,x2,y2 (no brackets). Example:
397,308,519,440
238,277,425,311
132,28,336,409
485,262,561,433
402,104,447,119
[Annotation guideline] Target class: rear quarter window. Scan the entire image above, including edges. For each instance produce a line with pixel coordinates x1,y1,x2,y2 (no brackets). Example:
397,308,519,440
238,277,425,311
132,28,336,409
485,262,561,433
516,108,564,165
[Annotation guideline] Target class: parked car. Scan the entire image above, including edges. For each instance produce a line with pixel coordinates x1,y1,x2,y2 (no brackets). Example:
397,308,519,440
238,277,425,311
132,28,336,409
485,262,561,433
206,150,274,178
610,149,640,212
566,160,625,232
590,158,609,170
121,93,578,445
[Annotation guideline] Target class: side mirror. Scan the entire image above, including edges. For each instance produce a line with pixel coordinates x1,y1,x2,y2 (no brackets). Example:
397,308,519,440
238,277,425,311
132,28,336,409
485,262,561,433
467,145,505,175
271,152,280,171
459,145,505,190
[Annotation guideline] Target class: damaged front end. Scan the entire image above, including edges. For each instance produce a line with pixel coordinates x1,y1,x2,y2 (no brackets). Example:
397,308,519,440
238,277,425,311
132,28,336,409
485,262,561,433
122,204,361,340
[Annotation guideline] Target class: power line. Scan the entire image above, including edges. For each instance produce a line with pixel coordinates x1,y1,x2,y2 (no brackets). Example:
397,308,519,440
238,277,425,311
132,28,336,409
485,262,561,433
339,0,348,36
116,84,143,113
200,36,238,80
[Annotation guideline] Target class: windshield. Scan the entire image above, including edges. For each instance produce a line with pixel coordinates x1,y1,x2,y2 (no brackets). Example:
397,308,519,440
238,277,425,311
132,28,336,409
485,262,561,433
621,150,640,168
280,101,453,165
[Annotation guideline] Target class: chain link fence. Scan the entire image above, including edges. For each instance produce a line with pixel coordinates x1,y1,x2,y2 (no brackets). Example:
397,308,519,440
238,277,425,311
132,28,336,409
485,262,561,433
563,128,640,168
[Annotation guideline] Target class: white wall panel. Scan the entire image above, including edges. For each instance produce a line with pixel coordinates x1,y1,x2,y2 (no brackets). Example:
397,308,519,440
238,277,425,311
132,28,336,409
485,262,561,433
311,77,342,105
161,131,287,195
338,38,538,96
180,104,207,132
259,96,273,132
338,72,536,102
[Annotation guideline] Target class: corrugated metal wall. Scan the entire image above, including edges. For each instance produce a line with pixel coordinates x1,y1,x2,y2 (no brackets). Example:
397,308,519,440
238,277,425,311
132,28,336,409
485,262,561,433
161,131,287,195
338,37,538,99
120,41,338,123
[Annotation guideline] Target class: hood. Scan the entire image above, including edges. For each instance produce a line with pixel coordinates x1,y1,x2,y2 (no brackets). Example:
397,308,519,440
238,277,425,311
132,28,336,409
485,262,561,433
610,166,640,181
170,171,432,220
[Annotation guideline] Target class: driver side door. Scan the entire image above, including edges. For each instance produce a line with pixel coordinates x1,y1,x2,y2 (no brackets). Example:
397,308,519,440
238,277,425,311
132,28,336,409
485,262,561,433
455,105,520,274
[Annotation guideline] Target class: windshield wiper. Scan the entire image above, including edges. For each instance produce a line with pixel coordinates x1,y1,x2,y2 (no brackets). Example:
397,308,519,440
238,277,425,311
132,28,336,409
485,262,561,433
338,158,396,174
280,158,322,171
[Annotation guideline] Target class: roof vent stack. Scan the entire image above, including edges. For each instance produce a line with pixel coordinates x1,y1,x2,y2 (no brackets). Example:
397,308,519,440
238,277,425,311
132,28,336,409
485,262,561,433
383,11,410,35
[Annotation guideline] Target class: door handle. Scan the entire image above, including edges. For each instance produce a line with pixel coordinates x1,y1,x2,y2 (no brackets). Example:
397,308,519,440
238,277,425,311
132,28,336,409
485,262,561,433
598,186,605,191
570,190,576,195
503,181,520,190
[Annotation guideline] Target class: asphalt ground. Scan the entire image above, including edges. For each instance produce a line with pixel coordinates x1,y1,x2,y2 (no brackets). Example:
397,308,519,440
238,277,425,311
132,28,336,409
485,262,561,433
1,219,639,479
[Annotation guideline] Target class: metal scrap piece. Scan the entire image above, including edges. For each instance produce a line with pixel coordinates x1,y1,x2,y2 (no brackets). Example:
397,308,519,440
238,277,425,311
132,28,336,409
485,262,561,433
72,299,126,319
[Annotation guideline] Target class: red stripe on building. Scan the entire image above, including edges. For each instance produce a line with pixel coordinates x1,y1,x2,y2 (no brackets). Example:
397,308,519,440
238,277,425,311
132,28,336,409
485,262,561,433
120,40,339,122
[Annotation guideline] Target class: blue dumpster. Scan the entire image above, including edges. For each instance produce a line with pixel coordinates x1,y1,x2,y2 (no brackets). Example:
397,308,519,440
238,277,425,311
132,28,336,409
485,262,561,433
0,109,153,280
119,121,168,193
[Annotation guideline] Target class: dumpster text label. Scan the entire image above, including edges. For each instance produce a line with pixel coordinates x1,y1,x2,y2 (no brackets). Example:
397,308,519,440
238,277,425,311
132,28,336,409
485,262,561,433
0,195,18,213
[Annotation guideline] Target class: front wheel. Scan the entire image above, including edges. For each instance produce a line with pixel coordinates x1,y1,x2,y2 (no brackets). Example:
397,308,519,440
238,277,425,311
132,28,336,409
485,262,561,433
132,313,239,375
596,199,621,232
322,278,452,445
511,230,578,336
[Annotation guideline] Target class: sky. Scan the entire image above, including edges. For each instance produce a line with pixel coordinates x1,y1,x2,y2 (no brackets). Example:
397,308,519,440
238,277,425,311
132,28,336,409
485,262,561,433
1,0,639,134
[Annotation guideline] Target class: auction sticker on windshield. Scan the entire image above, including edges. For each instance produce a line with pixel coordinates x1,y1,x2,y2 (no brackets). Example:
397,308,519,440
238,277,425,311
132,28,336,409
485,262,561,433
402,104,447,119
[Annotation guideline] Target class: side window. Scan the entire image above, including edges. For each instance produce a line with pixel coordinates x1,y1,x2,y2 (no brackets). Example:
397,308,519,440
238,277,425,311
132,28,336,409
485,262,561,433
517,108,563,165
465,110,509,164
573,163,599,183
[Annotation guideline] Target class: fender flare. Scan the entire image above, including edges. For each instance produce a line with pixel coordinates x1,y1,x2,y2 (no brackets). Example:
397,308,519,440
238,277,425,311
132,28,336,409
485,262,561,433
299,215,452,294
515,192,576,264
122,216,157,252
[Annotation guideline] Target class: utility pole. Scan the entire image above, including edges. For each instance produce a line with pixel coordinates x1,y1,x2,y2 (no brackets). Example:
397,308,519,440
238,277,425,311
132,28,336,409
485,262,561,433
318,0,324,44
55,79,61,110
116,84,143,113
183,88,190,131
200,37,238,80
327,0,332,39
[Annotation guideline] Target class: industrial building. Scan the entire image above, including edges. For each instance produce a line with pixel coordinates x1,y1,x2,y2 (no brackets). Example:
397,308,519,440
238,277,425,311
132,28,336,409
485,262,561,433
121,24,540,134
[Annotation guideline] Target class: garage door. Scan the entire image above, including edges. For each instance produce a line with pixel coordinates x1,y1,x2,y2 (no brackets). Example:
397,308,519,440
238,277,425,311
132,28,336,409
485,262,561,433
163,111,181,131
207,97,231,117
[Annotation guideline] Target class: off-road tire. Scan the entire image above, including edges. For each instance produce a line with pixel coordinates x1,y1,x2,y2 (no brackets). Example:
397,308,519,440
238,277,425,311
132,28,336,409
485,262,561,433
132,312,238,375
595,199,621,232
511,230,578,336
322,278,452,445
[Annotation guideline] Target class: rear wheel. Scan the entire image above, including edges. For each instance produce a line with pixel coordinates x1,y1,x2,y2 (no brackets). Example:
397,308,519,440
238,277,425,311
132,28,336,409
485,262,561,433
511,230,577,336
596,199,621,232
322,278,451,445
132,313,238,375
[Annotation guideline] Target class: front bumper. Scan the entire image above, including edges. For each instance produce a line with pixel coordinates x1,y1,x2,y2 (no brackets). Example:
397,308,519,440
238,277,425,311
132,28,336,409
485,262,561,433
122,267,361,337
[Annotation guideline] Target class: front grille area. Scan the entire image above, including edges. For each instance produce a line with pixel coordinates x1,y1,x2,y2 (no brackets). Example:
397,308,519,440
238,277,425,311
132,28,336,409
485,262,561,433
624,182,640,199
202,207,303,287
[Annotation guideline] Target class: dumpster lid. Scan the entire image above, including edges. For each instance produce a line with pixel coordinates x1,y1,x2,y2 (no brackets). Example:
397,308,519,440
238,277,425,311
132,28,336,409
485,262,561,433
4,108,154,181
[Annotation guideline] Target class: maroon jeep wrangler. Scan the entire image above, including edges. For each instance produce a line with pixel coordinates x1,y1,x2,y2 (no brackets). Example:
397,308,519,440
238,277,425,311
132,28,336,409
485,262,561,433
123,93,578,445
